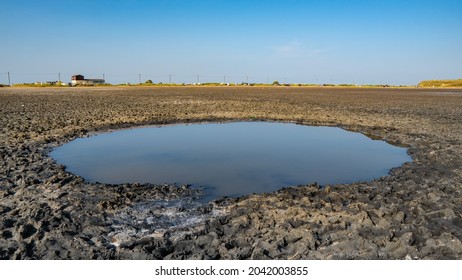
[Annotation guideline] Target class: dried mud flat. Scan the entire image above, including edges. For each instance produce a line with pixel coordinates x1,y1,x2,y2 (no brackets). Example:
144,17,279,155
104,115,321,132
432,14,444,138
1,86,461,260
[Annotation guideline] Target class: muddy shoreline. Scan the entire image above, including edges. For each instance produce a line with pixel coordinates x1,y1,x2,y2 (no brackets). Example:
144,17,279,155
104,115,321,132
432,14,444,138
1,86,461,259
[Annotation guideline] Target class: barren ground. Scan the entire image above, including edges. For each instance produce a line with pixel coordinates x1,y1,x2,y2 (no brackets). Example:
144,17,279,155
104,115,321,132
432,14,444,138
1,86,461,259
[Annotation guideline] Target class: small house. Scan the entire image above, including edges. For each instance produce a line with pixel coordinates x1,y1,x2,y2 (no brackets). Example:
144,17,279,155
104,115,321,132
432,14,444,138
71,74,105,86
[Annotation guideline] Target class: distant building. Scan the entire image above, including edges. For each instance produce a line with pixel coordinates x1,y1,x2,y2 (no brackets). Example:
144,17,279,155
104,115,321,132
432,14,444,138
34,81,67,86
71,74,105,86
35,81,58,85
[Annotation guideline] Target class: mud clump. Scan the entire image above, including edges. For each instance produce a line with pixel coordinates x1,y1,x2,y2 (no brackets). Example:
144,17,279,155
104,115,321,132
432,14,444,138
1,86,461,259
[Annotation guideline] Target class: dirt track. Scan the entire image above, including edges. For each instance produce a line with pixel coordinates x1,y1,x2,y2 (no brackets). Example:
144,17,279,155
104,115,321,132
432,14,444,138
1,86,461,259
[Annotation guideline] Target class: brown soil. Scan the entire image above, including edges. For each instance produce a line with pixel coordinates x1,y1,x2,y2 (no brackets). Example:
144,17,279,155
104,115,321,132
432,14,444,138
1,86,461,259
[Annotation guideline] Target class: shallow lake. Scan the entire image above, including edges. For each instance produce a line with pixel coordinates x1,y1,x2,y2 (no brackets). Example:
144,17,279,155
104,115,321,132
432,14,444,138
50,122,411,201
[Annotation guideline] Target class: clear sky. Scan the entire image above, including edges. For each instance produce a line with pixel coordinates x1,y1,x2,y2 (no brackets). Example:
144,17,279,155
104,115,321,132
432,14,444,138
1,0,461,85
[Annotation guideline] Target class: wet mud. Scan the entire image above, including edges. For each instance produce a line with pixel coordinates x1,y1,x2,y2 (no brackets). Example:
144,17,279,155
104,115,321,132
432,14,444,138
1,86,461,259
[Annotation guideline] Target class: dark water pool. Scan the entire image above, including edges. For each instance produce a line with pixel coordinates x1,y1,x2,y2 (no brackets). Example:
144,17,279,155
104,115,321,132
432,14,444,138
50,122,411,201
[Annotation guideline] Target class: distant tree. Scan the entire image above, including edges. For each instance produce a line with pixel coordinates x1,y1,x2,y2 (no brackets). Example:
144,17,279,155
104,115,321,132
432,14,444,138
272,80,280,86
145,79,153,84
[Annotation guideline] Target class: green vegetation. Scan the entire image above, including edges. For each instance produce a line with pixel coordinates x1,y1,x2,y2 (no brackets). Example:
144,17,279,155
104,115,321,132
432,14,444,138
94,83,113,86
338,84,360,87
132,82,185,86
418,78,462,88
201,82,222,86
12,83,67,87
11,83,115,87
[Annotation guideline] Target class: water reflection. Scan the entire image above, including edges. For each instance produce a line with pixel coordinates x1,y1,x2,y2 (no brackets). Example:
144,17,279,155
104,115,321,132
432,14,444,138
50,122,411,201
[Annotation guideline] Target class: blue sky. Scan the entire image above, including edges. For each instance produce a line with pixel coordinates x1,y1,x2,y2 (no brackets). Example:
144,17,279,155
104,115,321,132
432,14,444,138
1,0,461,85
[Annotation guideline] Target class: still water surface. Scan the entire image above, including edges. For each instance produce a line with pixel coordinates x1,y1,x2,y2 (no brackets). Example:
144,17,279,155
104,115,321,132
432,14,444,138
50,122,411,201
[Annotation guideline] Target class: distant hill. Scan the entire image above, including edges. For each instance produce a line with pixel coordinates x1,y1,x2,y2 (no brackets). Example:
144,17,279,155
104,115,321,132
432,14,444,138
418,78,462,87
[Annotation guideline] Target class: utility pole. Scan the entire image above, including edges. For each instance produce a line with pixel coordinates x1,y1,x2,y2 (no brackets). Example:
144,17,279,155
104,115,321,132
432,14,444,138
58,72,61,84
224,75,226,84
103,73,105,80
8,72,10,86
169,74,171,84
246,75,248,84
139,74,141,84
196,74,199,84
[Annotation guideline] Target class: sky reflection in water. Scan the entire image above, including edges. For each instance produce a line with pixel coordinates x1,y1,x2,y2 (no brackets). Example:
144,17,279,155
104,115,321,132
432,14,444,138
50,122,411,201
